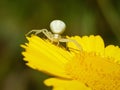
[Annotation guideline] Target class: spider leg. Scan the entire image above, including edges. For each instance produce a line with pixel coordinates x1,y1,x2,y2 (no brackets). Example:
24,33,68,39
26,29,53,40
26,30,38,36
59,38,83,51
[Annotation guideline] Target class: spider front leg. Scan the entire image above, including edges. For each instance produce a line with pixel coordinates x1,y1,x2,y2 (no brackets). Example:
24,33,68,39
59,38,83,51
26,29,53,41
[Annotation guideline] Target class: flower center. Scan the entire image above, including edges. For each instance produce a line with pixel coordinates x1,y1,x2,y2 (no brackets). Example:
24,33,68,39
65,51,120,90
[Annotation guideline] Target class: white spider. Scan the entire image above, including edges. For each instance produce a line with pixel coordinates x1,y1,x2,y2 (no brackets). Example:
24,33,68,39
26,20,82,50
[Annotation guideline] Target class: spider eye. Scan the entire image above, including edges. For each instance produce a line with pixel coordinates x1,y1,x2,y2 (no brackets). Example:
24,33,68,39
50,20,66,34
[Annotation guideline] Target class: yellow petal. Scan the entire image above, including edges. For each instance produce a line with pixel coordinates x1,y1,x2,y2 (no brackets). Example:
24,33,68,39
44,78,92,90
21,35,72,78
105,45,120,64
67,35,105,55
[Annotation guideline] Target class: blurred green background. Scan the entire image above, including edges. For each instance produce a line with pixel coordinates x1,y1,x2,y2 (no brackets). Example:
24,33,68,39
0,0,120,90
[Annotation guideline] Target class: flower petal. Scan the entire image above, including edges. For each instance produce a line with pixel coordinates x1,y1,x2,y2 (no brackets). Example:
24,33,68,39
44,78,92,90
21,35,72,78
67,35,105,55
105,45,120,64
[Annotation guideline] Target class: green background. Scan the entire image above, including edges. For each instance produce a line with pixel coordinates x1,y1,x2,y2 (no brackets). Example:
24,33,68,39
0,0,120,90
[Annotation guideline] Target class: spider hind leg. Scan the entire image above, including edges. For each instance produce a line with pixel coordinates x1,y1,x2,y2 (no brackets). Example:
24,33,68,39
59,38,83,51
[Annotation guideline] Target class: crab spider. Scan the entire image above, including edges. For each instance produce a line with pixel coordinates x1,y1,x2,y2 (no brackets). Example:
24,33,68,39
26,20,82,51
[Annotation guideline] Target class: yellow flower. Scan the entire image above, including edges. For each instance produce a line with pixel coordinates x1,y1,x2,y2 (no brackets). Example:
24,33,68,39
21,35,120,90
